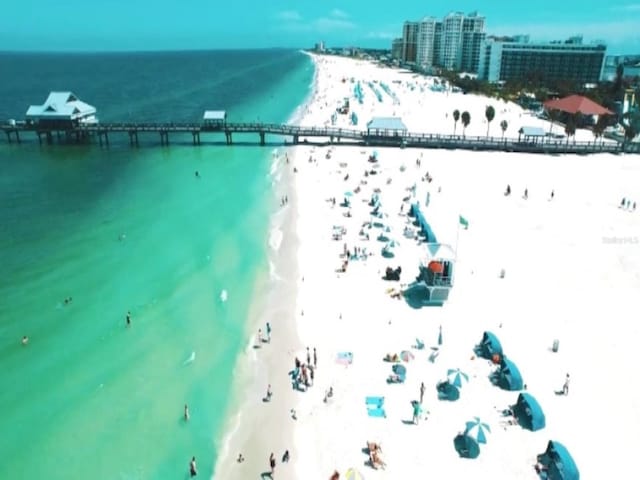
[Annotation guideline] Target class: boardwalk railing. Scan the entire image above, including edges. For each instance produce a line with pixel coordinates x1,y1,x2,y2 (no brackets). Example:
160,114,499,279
1,120,638,154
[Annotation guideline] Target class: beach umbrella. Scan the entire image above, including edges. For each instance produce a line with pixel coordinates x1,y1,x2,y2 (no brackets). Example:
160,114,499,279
464,417,491,444
447,368,469,388
344,191,353,197
400,350,415,362
345,468,365,480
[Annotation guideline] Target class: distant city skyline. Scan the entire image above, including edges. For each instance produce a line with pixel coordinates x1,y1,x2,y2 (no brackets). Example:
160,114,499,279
1,0,639,53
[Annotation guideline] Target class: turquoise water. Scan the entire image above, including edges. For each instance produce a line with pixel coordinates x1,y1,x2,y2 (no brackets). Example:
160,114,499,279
0,50,313,479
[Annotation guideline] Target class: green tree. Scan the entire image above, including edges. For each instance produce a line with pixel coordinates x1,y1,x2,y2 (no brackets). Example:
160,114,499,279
500,119,508,138
453,109,460,135
461,111,471,136
485,105,495,137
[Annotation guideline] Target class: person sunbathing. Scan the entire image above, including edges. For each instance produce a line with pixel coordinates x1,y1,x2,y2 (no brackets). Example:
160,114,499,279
384,353,399,362
388,373,403,383
367,442,381,454
371,451,386,469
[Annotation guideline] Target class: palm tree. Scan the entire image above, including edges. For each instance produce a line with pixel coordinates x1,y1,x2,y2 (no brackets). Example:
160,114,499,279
500,119,508,139
593,115,607,145
461,111,471,136
564,116,576,145
548,108,559,133
453,109,460,135
485,105,495,137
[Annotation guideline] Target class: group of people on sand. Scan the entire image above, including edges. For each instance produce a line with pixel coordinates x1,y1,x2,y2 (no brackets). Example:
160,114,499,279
504,184,555,201
620,197,637,211
291,346,318,392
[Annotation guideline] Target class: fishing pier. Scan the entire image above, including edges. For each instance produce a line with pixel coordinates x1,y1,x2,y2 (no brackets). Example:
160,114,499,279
1,91,637,154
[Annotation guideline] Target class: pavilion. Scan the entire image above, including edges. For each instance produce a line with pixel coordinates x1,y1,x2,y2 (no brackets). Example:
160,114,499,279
543,95,613,116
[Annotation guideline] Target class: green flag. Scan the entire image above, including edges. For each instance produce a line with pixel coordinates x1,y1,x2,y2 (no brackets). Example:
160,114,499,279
459,215,469,229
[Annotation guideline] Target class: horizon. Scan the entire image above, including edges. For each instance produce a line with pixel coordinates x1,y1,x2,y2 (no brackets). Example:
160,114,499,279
2,1,639,55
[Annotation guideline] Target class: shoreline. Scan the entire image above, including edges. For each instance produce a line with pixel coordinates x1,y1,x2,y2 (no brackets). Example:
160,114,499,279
211,52,318,480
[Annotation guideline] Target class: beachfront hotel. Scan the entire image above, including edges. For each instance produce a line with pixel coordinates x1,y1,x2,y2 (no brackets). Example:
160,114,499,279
398,11,486,72
477,35,606,84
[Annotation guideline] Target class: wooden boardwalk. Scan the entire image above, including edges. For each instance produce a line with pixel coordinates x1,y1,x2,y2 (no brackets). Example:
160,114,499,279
1,120,637,154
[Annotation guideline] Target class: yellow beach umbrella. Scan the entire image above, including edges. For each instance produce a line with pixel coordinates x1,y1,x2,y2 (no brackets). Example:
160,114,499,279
345,468,365,480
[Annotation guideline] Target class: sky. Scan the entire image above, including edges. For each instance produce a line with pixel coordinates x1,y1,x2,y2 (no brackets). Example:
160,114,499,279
1,0,639,54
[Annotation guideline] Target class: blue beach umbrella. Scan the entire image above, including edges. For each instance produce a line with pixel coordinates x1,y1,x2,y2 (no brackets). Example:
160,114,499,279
464,417,491,444
446,368,469,388
344,191,353,197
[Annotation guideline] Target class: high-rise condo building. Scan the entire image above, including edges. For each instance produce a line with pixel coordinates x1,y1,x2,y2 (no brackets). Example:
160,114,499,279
461,12,486,72
416,17,438,67
391,38,403,60
400,11,485,71
439,12,465,70
402,21,419,63
477,36,607,84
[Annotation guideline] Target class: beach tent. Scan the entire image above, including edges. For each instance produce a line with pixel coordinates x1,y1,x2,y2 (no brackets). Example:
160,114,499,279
495,357,524,391
475,331,503,360
537,441,580,480
513,393,545,431
453,434,480,459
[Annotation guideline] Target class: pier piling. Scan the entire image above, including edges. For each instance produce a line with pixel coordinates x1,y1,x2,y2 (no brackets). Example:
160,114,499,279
259,131,265,146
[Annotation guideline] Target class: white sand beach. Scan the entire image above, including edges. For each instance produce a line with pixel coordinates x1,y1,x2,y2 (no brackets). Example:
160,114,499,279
214,54,640,480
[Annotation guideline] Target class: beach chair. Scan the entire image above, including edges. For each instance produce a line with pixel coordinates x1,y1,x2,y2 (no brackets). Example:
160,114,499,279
367,407,386,418
365,396,385,408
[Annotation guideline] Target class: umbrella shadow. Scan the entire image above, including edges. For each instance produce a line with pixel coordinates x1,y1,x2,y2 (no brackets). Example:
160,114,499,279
402,419,416,425
260,472,273,479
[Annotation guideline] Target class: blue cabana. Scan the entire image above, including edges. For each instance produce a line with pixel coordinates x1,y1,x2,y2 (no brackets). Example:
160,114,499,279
537,440,579,480
410,203,438,242
495,357,523,391
453,434,480,459
475,331,503,360
513,393,545,431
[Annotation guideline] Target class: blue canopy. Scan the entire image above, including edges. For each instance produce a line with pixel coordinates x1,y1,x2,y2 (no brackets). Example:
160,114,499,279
476,331,503,359
538,440,580,480
514,393,545,431
497,358,523,391
454,434,480,459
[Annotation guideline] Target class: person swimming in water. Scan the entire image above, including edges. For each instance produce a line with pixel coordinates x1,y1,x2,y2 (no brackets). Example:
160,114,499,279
184,404,190,421
22,335,29,346
189,456,197,477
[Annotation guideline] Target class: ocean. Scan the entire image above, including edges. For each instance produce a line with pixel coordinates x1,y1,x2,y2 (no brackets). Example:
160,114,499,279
0,49,313,479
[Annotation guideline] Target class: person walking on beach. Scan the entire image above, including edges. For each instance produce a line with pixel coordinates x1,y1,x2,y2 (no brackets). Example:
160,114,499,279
282,450,290,463
189,456,197,477
126,311,131,327
420,382,425,404
265,384,273,402
306,347,311,366
266,322,272,343
313,347,317,368
269,453,276,475
563,374,570,396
